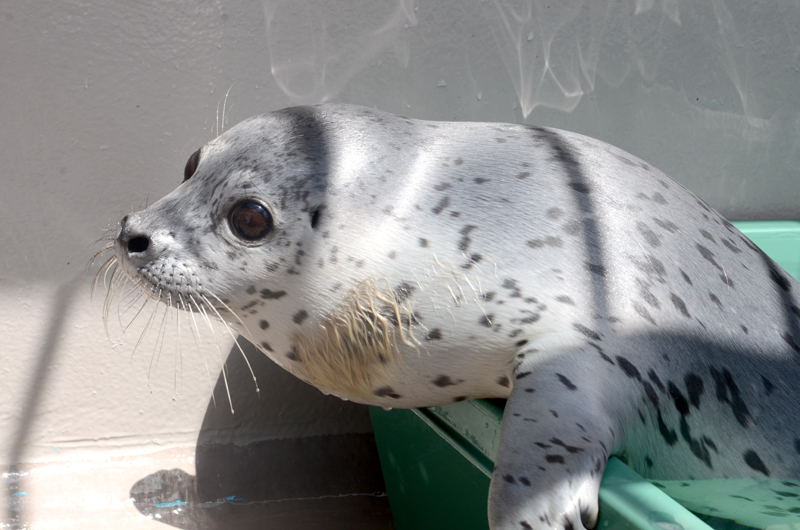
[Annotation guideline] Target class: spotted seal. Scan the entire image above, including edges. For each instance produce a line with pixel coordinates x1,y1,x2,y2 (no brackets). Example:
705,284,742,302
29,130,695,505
106,104,800,530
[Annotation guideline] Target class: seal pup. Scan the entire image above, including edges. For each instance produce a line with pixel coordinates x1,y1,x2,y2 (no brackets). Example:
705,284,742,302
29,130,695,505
104,104,800,530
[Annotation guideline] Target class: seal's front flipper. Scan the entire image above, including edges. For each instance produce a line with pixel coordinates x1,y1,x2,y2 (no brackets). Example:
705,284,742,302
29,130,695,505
488,353,622,530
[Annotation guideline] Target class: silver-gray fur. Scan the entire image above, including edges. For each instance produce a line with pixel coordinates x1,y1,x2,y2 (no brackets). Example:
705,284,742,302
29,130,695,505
110,104,800,530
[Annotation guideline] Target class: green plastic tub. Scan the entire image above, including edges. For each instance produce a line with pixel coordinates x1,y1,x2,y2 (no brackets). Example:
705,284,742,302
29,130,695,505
370,220,800,530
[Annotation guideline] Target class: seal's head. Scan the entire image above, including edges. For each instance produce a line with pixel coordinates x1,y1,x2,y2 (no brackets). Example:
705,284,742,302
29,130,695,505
114,109,328,314
104,107,418,401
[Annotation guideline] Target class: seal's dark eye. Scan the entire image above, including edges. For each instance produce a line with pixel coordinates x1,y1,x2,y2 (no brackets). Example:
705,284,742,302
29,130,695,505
229,201,273,241
183,148,201,182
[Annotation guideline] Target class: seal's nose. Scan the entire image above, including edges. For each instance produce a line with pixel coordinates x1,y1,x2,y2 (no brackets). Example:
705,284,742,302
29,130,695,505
117,214,152,257
126,235,150,254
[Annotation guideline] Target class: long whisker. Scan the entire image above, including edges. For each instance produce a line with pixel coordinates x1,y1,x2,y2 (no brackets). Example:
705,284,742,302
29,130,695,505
181,293,217,409
123,293,151,333
132,288,162,362
205,291,255,343
175,295,182,397
191,295,234,414
148,292,171,382
201,294,260,394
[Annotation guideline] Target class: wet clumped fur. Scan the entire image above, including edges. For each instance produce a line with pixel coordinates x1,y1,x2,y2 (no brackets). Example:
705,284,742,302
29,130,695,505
291,279,418,399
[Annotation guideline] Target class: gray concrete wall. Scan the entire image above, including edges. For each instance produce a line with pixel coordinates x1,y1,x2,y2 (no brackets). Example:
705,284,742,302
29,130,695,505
1,0,798,526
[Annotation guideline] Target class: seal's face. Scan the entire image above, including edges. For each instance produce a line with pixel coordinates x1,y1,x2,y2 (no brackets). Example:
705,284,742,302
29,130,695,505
112,110,327,331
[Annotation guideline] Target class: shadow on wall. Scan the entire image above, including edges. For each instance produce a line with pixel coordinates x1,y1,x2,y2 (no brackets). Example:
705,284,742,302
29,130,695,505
128,338,394,530
5,277,82,530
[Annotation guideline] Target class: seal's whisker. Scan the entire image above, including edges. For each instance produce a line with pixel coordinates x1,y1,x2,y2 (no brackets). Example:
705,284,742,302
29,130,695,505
119,285,146,316
201,293,260,394
92,256,116,300
191,294,234,414
222,85,231,136
174,296,182,397
147,291,171,382
123,292,151,333
181,293,218,409
132,288,162,363
205,291,255,343
103,266,126,340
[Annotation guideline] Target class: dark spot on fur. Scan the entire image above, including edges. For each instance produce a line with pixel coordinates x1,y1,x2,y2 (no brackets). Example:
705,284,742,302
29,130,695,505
633,302,657,326
545,454,565,464
569,182,590,194
479,314,493,327
458,225,478,251
709,293,722,309
461,253,483,269
685,374,704,408
433,375,459,387
573,323,601,341
587,263,606,277
657,411,678,445
310,208,322,230
550,438,583,454
526,236,563,249
498,376,511,388
643,381,659,407
246,286,256,295
546,207,564,219
700,229,715,243
709,367,751,428
770,267,792,291
680,269,692,285
260,289,287,300
394,282,415,302
260,341,274,352
556,295,574,305
696,244,722,271
374,386,401,399
556,374,577,391
432,196,450,215
670,293,690,318
743,450,770,476
616,356,641,380
284,346,298,360
425,329,442,341
722,238,741,254
419,238,428,248
293,310,308,325
653,218,679,233
668,382,690,416
516,371,532,380
648,370,665,392
762,376,775,396
259,320,269,330
783,332,800,352
637,222,661,247
638,281,660,308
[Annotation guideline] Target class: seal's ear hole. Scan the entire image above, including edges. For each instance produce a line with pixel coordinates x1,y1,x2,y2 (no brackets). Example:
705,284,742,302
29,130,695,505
183,148,202,182
229,200,273,241
310,207,323,230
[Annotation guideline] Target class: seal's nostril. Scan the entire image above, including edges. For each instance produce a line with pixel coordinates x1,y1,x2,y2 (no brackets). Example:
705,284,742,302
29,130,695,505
127,236,150,254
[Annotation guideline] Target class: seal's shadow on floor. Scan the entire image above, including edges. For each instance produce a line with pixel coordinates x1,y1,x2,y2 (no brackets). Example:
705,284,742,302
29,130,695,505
129,338,394,530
